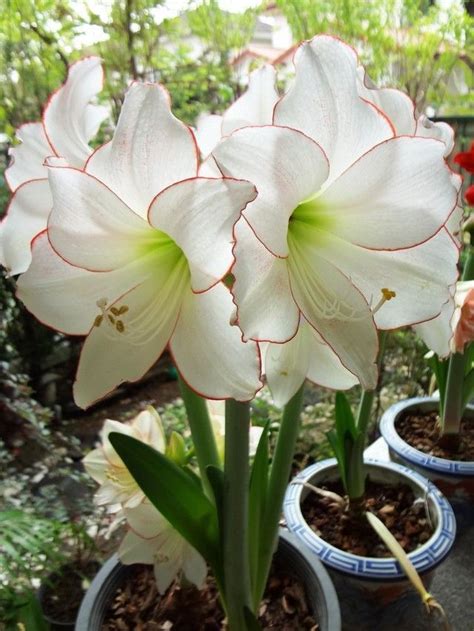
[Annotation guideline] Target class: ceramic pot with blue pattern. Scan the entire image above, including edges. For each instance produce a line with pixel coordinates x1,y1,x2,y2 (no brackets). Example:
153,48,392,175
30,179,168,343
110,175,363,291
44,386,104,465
284,458,456,616
380,397,474,505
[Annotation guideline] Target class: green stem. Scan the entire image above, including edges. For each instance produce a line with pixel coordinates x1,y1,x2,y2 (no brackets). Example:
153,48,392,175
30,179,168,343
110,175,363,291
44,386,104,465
253,383,305,608
348,331,387,503
462,245,474,282
439,244,474,440
441,352,465,438
223,400,252,630
178,375,221,498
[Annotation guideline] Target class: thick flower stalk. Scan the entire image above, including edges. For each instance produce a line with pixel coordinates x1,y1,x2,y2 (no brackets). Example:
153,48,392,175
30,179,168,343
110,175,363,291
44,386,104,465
213,35,460,398
16,81,262,408
0,57,108,275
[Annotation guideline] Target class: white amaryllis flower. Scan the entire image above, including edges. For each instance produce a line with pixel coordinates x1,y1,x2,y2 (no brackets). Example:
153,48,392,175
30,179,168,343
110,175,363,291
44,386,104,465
195,64,279,175
119,502,207,594
83,408,165,510
0,57,108,275
16,82,262,408
415,281,474,357
213,35,459,392
206,399,263,459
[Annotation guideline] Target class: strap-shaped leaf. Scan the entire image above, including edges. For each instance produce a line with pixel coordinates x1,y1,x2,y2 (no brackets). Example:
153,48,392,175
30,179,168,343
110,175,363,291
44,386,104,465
425,352,448,416
462,368,474,412
243,605,262,631
109,433,219,567
248,423,269,601
327,428,347,489
335,391,356,438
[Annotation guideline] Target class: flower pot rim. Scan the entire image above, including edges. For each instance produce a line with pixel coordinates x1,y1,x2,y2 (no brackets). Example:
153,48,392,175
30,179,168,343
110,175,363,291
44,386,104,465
283,457,456,581
75,529,341,631
379,396,474,476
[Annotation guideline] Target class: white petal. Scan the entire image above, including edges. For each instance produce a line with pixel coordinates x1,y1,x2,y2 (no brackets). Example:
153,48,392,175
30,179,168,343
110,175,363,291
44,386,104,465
0,179,52,275
182,544,207,589
47,166,153,271
101,419,135,467
314,228,459,330
149,176,257,292
124,503,167,538
265,328,310,408
265,320,358,407
16,234,151,335
86,83,198,216
198,155,222,177
82,447,109,484
306,325,359,390
74,269,189,409
414,297,455,358
274,35,393,181
288,239,378,390
5,123,54,191
84,103,109,140
153,543,183,594
195,113,223,157
232,219,300,343
43,57,105,167
357,67,416,135
119,531,155,565
213,125,329,257
133,409,166,453
221,64,278,136
170,284,262,401
416,115,454,157
318,137,457,249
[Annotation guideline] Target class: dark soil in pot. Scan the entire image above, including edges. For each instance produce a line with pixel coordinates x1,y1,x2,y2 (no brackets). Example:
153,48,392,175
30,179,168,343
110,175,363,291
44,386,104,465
40,561,101,628
301,478,433,557
103,561,318,630
397,410,474,460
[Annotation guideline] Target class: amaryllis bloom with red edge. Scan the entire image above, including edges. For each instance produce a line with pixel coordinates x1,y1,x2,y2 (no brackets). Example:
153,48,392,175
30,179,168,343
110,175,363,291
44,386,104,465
415,281,474,356
454,140,474,174
0,57,108,275
212,35,460,394
16,81,262,408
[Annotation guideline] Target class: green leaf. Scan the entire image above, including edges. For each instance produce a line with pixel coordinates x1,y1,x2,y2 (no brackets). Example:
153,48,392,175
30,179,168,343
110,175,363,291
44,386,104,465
248,423,269,602
109,433,220,569
327,429,346,489
425,352,448,415
335,392,356,438
462,368,474,412
206,465,225,534
243,605,262,631
14,592,49,631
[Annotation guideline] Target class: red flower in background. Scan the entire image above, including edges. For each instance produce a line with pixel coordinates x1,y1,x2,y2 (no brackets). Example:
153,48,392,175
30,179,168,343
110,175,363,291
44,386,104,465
454,140,474,206
454,140,474,174
466,185,474,206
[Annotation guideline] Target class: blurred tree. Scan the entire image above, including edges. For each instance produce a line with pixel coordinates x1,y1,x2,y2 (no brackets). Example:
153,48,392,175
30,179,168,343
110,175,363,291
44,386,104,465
187,0,257,64
275,0,473,113
0,0,78,137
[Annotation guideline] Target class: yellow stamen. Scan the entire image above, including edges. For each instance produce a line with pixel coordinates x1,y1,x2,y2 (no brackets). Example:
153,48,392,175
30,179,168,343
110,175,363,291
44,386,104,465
373,288,396,314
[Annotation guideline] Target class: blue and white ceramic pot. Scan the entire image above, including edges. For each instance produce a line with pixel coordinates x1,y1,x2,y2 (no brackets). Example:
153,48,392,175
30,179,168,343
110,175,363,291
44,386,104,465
284,459,456,614
380,397,474,505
